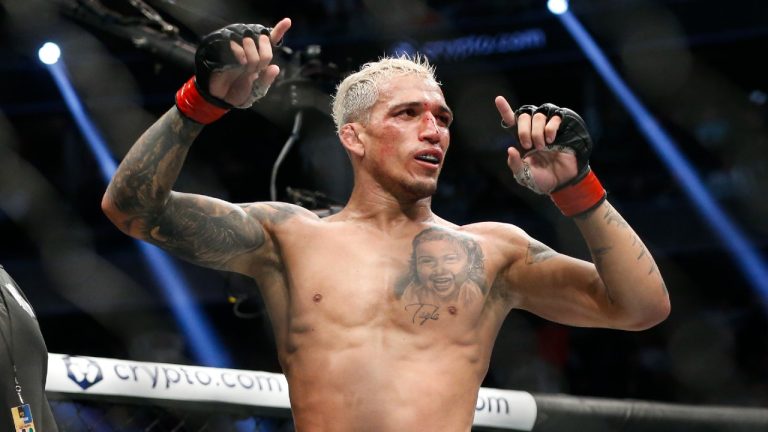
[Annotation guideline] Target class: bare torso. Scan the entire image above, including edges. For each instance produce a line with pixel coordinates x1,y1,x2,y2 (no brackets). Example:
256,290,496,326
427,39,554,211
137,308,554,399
247,207,520,432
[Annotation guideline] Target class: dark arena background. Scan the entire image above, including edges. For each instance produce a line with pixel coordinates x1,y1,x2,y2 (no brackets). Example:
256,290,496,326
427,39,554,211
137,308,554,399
1,0,768,430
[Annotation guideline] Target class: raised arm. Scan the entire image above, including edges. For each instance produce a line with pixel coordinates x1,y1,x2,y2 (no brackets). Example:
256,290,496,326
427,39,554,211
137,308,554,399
102,19,293,272
495,98,670,330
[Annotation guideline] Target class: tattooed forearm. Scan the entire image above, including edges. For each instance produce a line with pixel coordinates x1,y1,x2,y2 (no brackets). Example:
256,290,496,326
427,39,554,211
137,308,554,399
108,111,203,217
642,246,659,275
602,205,629,229
628,232,659,276
525,239,557,265
598,204,663,282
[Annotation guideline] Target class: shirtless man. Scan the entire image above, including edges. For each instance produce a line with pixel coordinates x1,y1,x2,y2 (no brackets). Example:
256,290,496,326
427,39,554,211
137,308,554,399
102,18,670,431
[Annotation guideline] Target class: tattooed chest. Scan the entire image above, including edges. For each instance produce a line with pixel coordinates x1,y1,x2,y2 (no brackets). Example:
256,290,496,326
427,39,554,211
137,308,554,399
285,226,491,330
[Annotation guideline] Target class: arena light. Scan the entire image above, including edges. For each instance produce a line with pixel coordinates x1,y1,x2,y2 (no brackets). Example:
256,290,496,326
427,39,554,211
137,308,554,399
553,10,768,306
38,42,61,65
547,0,569,15
42,53,233,367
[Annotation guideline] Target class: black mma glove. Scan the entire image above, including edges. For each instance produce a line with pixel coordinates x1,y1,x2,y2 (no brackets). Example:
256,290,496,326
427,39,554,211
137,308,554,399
504,103,606,216
176,23,277,124
194,23,275,109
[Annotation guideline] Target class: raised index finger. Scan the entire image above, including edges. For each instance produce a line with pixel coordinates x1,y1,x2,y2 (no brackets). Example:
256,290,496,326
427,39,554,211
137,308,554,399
495,96,516,128
270,18,292,44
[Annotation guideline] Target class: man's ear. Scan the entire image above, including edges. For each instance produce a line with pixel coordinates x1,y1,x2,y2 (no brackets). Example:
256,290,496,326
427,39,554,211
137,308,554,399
339,123,365,157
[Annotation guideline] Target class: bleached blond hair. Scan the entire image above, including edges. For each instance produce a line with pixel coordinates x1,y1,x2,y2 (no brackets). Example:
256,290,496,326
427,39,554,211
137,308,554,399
331,54,439,133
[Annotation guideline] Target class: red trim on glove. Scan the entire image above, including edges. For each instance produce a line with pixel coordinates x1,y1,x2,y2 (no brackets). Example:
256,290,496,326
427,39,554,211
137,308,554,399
550,170,607,217
175,77,229,124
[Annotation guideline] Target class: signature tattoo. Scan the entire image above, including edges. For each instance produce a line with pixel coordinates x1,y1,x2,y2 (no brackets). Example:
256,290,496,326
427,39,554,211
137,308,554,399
405,303,440,325
395,227,487,306
525,240,557,265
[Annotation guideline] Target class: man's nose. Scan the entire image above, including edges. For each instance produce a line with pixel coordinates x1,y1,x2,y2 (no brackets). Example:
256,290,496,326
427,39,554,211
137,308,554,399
419,113,440,142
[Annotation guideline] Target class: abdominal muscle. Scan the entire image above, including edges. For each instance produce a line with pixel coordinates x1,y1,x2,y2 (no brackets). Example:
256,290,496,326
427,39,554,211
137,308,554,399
280,321,489,432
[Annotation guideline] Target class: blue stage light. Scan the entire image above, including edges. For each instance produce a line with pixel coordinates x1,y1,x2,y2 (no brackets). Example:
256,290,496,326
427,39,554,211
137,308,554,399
555,11,768,308
38,42,61,65
547,0,569,15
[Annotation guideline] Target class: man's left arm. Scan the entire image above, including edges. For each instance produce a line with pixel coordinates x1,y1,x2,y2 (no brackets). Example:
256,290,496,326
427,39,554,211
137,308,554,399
573,199,669,329
495,98,670,330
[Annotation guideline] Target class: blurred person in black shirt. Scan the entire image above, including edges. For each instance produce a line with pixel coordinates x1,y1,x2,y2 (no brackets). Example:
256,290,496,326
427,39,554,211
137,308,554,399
0,265,58,431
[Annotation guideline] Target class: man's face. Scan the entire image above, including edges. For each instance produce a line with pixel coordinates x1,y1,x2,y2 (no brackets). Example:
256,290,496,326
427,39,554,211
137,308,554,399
357,74,453,199
414,238,470,300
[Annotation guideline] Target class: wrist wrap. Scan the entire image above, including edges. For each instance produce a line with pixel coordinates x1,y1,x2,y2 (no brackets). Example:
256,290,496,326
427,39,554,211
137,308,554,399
550,169,606,217
175,77,229,124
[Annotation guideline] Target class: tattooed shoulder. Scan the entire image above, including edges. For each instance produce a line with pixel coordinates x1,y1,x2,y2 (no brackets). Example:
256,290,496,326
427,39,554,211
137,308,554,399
525,239,557,265
244,202,313,225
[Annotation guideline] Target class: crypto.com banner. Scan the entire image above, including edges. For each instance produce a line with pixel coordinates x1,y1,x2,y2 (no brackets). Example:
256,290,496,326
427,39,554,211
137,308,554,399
46,353,536,430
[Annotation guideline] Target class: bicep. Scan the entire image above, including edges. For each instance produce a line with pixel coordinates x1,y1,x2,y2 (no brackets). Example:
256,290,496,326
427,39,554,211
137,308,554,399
145,192,268,271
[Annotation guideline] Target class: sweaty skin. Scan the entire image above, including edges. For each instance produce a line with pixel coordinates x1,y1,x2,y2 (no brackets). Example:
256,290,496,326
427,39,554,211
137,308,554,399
263,212,515,431
102,29,669,431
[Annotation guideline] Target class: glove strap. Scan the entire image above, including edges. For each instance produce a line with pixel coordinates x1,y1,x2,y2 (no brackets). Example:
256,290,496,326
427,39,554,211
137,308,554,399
550,169,607,217
175,77,229,124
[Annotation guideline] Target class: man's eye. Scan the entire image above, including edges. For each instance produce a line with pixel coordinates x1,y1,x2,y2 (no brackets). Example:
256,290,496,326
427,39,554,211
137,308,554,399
397,109,417,117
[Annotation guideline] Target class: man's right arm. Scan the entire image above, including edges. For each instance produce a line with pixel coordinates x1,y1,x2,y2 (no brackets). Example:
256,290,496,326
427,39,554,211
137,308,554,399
102,19,293,273
101,107,269,272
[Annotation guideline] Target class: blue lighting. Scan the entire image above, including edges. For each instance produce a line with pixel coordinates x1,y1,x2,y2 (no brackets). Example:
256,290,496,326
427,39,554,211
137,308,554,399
236,417,278,432
51,401,111,431
46,62,117,179
556,11,768,307
547,0,569,15
45,59,232,367
38,42,61,65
